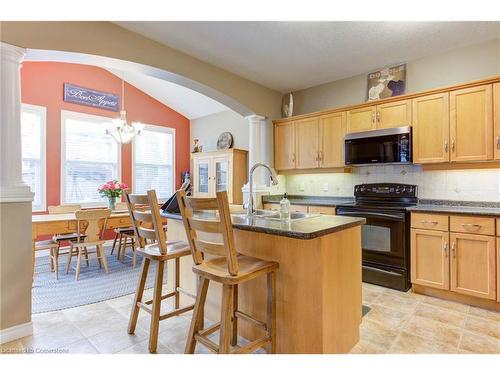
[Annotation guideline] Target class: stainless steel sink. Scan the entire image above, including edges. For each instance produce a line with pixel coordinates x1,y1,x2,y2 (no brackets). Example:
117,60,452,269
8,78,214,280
232,209,316,222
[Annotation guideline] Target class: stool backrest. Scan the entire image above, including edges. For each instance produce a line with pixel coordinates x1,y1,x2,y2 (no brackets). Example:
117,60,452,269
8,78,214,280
48,204,82,214
124,189,166,253
75,208,111,243
176,190,238,276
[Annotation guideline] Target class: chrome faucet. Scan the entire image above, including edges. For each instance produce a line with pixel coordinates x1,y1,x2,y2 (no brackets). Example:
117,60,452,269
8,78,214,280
246,162,279,216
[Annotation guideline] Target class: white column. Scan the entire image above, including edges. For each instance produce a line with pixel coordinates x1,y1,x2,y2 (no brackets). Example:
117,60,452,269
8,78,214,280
0,42,33,203
242,114,277,208
246,114,267,187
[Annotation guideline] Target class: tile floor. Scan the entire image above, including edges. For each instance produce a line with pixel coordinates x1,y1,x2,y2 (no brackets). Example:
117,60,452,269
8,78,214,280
2,283,500,354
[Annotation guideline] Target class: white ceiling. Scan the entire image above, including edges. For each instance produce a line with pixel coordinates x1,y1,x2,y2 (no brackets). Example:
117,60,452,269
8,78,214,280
115,21,500,93
106,68,229,119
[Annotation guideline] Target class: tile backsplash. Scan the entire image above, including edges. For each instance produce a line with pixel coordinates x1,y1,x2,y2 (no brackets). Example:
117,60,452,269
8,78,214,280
283,165,500,202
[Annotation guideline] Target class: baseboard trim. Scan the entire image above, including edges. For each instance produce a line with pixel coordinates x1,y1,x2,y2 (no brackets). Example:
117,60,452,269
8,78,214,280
0,322,33,344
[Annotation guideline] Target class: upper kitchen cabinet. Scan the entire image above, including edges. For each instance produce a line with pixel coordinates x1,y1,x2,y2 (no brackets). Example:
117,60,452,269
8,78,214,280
274,120,296,170
412,93,450,164
192,149,248,204
346,106,376,133
377,99,412,129
295,117,320,169
450,84,493,162
319,112,346,168
494,82,500,160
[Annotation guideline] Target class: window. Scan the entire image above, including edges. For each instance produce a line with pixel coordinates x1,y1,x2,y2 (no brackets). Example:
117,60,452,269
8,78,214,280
21,104,46,212
133,125,175,200
61,110,120,205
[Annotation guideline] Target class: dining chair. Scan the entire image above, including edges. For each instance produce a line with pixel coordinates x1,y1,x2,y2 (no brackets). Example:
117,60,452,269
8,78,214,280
111,202,137,266
125,189,195,353
65,208,111,281
48,204,86,244
177,190,279,354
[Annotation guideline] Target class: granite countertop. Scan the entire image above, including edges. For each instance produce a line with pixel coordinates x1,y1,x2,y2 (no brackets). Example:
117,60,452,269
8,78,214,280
407,200,500,216
262,195,355,207
162,211,365,240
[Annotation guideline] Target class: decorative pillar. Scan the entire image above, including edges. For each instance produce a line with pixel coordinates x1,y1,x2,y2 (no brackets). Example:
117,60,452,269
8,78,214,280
242,114,275,208
0,42,34,344
0,42,32,202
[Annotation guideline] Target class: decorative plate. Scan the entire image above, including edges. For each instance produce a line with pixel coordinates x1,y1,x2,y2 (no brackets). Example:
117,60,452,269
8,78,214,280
217,132,233,150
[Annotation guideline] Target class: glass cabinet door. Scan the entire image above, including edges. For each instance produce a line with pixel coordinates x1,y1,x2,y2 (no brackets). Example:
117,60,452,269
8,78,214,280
214,159,229,193
196,159,210,195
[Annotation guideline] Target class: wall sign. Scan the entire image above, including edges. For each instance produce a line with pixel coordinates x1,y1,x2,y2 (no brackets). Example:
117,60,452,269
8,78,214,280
63,83,119,112
367,64,407,101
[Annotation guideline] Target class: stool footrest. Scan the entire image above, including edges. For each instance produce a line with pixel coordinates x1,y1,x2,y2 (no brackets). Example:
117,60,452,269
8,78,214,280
159,304,195,321
137,302,152,315
144,291,176,305
198,322,221,337
194,333,219,353
235,310,267,330
232,336,270,354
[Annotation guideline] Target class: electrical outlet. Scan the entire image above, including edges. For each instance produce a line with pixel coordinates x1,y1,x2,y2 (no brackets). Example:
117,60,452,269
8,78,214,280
299,182,305,192
322,183,329,192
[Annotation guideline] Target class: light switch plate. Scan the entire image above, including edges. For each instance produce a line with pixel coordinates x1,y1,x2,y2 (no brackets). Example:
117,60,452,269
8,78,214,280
299,182,305,191
322,183,329,192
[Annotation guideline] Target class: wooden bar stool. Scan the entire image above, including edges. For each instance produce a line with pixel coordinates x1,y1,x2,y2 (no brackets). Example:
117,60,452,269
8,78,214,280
177,190,279,354
125,190,195,353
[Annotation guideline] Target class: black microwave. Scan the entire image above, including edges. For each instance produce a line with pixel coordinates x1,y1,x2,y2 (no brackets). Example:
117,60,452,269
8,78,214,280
344,126,412,165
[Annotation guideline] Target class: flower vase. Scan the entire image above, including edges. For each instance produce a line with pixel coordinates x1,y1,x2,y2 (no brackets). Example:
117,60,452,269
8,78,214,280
108,197,117,211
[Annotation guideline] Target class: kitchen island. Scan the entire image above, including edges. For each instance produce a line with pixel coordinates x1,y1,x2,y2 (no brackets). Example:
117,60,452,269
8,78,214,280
162,209,365,354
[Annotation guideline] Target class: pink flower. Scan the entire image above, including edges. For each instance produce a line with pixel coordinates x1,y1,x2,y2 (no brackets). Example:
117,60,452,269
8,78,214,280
102,184,111,190
119,183,128,189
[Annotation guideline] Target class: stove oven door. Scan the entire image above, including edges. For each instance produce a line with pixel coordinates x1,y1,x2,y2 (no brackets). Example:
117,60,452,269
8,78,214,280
335,207,406,268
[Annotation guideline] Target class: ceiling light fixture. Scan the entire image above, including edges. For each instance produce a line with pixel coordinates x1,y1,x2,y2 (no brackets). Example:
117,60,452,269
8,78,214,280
105,79,144,144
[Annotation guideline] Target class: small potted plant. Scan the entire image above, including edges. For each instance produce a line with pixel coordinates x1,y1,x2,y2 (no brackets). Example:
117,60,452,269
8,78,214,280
98,180,128,211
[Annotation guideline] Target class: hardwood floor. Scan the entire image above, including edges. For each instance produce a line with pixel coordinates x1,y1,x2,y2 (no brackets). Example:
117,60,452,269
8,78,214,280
2,283,500,354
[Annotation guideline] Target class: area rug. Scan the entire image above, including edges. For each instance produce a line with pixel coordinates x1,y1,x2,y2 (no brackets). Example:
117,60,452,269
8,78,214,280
32,246,166,314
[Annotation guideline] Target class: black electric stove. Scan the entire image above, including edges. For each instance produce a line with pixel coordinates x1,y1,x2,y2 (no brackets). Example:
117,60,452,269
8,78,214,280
336,183,418,291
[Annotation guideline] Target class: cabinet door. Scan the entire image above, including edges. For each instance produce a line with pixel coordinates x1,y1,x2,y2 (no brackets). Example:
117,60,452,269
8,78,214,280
450,84,493,162
346,106,376,133
497,238,500,302
193,157,212,198
494,83,500,160
319,112,346,168
213,157,231,198
377,99,412,129
295,117,319,169
274,121,296,170
308,206,336,215
412,93,450,163
450,233,496,300
411,229,450,290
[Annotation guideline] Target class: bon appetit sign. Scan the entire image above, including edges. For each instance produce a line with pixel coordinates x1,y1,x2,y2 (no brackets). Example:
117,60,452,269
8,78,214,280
63,83,119,112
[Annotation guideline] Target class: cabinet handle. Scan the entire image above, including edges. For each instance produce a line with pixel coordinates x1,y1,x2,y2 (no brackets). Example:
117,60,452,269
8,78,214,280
451,242,456,258
371,112,376,124
451,138,455,152
496,135,500,150
461,223,482,230
376,111,380,123
443,241,448,257
292,153,295,163
316,151,320,162
319,150,323,162
421,220,439,225
444,141,448,153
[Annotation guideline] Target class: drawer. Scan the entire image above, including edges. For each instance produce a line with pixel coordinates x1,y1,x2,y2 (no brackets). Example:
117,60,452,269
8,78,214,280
308,205,336,215
450,215,495,236
263,203,280,211
411,213,449,231
290,204,308,213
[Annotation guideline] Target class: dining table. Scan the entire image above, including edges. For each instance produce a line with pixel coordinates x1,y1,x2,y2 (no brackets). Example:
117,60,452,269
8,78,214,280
31,210,133,275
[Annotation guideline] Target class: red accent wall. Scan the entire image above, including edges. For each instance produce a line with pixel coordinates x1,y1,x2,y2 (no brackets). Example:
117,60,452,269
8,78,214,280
21,62,190,211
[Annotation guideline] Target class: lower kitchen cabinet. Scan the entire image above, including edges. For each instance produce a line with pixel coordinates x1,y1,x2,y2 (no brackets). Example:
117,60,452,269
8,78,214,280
450,233,496,300
497,237,500,303
410,229,449,290
263,203,335,215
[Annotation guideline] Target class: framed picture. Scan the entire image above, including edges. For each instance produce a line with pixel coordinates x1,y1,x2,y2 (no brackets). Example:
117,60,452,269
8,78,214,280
367,64,406,101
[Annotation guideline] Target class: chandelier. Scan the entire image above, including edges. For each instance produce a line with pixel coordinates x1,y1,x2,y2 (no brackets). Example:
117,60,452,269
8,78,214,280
105,79,144,144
